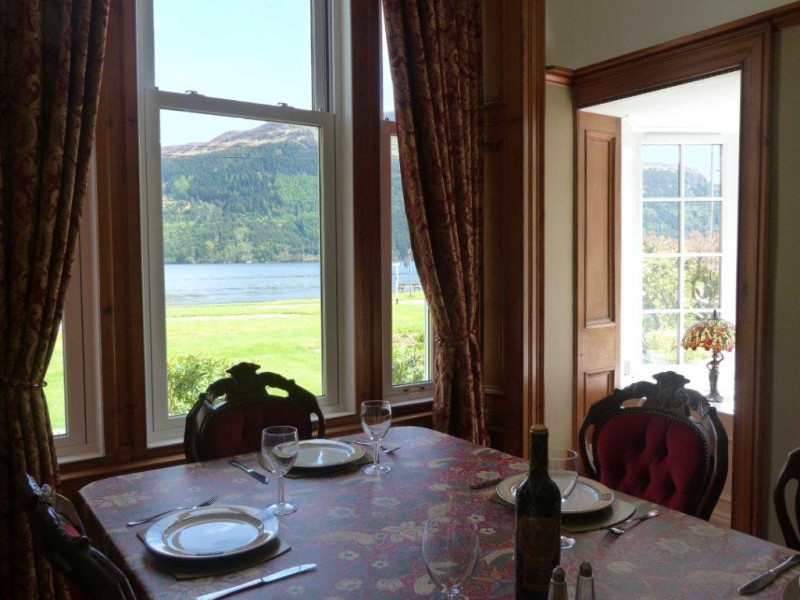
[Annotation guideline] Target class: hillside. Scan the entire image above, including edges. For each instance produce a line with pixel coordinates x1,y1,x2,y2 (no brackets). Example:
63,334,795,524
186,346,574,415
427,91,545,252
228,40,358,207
161,123,320,263
161,121,411,264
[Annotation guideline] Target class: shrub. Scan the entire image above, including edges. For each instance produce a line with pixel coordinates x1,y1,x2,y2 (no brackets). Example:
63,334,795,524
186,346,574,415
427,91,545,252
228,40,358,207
391,331,426,385
168,355,231,416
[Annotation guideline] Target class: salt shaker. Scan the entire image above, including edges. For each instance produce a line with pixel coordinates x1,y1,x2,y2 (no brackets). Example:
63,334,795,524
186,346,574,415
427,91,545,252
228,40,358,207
547,565,568,600
575,561,596,600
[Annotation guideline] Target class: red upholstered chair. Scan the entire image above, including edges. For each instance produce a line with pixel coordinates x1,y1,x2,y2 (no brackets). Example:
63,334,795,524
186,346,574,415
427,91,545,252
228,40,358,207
184,362,326,462
773,446,800,550
578,371,728,520
21,474,136,600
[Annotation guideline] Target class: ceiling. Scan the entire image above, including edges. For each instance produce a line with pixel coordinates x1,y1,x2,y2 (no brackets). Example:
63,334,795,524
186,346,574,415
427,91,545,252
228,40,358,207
585,71,741,133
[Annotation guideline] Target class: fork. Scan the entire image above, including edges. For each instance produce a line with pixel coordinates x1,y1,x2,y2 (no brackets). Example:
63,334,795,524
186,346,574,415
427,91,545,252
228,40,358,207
606,509,659,535
126,494,218,527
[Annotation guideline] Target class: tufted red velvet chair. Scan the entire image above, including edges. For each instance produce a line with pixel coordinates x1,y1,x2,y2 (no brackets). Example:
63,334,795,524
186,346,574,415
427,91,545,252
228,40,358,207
184,362,326,462
22,474,136,600
773,446,800,550
578,371,728,520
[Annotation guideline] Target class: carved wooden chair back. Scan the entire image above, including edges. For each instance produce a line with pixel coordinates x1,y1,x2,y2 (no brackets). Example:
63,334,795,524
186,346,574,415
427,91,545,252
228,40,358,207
773,446,800,550
184,362,326,462
578,371,728,520
22,474,136,600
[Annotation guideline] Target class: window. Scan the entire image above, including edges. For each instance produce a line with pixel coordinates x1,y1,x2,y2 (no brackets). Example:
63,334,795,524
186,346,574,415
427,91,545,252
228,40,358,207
45,157,103,461
138,0,344,445
380,14,433,399
623,136,738,396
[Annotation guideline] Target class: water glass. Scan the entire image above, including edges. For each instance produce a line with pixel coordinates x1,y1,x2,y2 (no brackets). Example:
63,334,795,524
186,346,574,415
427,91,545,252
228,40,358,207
360,400,392,475
260,426,299,515
549,447,579,550
422,516,480,599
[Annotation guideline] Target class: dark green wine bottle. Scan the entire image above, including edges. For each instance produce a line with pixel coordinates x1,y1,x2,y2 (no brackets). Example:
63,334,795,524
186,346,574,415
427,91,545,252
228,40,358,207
515,425,561,600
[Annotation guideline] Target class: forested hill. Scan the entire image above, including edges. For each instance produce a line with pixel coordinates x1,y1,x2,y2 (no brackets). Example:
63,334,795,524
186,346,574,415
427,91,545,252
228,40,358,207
160,122,321,263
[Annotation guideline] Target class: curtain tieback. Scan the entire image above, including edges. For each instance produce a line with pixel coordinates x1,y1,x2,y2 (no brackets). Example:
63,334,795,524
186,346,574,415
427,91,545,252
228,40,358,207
436,328,478,348
0,374,47,389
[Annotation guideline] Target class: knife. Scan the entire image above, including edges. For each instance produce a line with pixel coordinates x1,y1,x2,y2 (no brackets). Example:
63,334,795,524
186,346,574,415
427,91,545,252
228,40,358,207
469,476,508,490
738,554,800,595
229,460,269,484
195,564,317,600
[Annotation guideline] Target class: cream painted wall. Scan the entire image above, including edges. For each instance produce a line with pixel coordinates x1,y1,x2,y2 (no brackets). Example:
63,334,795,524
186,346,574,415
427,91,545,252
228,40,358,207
766,24,800,544
546,0,793,67
544,2,800,544
543,83,575,450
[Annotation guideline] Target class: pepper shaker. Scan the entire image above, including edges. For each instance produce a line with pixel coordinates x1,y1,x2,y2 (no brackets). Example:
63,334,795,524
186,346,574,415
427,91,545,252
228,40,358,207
575,561,596,600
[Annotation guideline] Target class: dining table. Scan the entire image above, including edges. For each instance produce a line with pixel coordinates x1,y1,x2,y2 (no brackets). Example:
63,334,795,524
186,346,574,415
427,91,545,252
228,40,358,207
75,425,799,599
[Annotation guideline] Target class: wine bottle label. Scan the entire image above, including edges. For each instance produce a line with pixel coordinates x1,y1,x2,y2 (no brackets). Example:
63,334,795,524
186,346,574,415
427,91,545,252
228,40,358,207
518,515,559,592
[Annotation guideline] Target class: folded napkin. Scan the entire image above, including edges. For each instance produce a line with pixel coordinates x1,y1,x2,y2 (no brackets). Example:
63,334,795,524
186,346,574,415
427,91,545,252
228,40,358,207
490,492,638,533
137,532,291,580
285,453,373,479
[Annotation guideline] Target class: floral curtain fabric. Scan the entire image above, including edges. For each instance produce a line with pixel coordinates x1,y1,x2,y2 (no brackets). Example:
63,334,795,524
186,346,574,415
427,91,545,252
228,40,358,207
0,0,109,597
382,0,487,444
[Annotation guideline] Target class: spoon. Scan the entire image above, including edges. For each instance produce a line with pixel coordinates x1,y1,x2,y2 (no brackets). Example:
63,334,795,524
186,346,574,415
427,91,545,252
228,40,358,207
606,509,659,534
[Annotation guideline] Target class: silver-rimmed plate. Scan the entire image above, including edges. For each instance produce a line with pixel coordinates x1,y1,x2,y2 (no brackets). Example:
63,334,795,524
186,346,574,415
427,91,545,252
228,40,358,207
497,474,615,514
293,439,365,469
144,505,279,559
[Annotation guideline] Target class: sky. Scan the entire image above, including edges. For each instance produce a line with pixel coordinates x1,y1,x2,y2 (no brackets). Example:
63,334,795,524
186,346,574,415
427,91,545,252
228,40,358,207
153,0,395,146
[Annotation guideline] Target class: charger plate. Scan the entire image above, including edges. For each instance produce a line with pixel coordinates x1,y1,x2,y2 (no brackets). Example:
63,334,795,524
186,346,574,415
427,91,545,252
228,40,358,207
496,474,615,514
144,505,279,560
293,439,365,469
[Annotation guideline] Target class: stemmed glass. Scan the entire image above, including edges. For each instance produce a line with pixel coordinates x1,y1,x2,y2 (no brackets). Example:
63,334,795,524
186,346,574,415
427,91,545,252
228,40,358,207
548,448,579,550
422,516,480,600
360,400,392,475
259,426,299,515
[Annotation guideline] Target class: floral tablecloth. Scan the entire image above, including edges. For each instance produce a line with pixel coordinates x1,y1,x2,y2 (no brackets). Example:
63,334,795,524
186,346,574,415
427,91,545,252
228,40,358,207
76,426,796,599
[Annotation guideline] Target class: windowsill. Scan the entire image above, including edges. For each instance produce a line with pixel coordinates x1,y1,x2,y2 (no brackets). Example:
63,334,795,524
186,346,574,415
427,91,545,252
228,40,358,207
58,397,434,496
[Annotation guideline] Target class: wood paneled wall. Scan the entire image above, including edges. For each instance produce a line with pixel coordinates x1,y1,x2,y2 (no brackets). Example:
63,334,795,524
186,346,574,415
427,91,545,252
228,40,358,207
482,0,545,457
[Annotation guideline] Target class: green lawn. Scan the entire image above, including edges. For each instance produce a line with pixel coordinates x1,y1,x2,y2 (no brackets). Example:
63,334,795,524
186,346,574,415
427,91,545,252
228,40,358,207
45,292,427,431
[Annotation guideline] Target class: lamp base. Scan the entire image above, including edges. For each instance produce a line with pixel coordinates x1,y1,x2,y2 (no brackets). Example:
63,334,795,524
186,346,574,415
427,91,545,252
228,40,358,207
706,352,724,403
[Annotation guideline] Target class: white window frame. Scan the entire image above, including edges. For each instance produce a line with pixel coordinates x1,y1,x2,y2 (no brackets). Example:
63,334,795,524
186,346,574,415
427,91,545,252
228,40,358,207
379,121,434,402
622,132,738,397
54,154,104,462
136,0,350,446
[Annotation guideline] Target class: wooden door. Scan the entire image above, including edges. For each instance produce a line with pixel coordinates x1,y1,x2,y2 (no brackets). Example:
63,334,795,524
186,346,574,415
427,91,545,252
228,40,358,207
574,111,621,435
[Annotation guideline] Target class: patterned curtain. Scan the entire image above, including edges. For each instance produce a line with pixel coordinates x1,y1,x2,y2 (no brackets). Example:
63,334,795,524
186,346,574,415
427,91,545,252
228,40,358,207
382,0,487,444
0,0,109,597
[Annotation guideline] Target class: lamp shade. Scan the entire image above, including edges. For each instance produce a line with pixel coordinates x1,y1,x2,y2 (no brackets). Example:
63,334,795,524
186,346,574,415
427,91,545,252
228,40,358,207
681,310,736,353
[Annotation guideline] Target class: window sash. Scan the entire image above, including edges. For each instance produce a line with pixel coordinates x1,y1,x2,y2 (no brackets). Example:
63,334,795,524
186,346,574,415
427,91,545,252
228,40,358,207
137,0,341,445
54,155,103,462
379,120,433,400
623,134,738,384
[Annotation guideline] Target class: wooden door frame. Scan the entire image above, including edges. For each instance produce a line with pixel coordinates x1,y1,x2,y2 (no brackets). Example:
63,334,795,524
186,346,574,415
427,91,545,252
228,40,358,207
571,22,772,536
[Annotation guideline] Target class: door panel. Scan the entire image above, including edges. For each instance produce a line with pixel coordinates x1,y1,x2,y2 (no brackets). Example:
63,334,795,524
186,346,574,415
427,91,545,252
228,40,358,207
575,111,621,433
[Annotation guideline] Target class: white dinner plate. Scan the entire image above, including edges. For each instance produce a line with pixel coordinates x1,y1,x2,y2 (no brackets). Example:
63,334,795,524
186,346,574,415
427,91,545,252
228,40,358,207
293,439,365,469
497,474,615,514
144,505,279,559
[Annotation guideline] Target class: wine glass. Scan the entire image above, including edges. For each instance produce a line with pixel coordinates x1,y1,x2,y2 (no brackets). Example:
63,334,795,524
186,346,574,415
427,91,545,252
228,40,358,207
548,448,579,550
422,516,480,600
260,426,299,515
360,400,392,475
